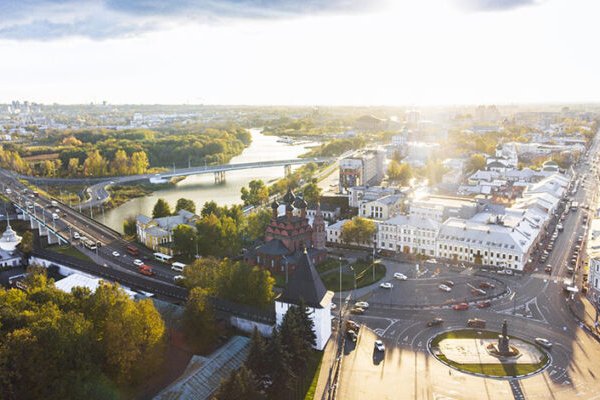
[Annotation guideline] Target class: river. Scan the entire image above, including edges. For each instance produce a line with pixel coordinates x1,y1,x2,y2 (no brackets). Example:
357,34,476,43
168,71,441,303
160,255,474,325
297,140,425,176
99,129,316,232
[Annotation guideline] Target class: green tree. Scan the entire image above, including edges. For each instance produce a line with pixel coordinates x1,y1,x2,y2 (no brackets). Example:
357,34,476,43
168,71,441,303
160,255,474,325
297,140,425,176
246,328,269,377
201,200,219,218
243,209,272,242
341,217,376,246
302,181,321,204
17,231,33,255
183,287,216,353
123,216,137,237
387,160,412,185
466,154,486,174
172,224,197,259
213,365,264,400
152,198,171,218
241,179,269,207
175,198,196,214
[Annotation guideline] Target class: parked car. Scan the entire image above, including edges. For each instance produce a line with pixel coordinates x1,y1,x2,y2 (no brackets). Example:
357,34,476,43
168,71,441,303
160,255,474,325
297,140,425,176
355,301,369,309
350,307,365,315
453,303,469,311
467,318,486,328
380,282,393,289
374,340,385,352
438,284,452,292
73,232,80,240
479,282,495,289
133,259,144,266
394,272,408,280
347,330,357,342
471,288,486,296
544,265,552,274
441,280,455,287
346,320,360,332
427,317,444,327
112,251,120,257
425,258,438,264
477,300,491,308
535,338,552,349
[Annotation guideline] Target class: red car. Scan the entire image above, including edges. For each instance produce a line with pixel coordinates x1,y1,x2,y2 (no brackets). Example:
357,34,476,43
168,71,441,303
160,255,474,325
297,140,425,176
452,302,469,311
479,282,495,289
477,300,491,308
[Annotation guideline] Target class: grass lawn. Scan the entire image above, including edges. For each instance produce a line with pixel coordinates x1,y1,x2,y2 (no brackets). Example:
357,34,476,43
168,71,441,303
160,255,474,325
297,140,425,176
316,257,346,274
432,329,549,377
49,245,93,263
321,261,386,292
303,351,324,400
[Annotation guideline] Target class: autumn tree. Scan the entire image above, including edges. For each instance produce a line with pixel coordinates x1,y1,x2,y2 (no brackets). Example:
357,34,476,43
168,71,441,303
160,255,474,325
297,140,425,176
175,198,196,214
130,151,149,175
243,209,272,242
83,150,108,177
152,198,171,218
466,154,486,174
241,179,269,207
341,217,376,246
67,157,80,176
183,287,216,353
302,181,321,204
123,216,137,237
172,224,197,259
110,149,129,175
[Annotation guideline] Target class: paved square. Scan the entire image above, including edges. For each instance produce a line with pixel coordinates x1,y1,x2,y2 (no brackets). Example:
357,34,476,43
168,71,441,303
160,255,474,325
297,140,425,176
438,338,544,364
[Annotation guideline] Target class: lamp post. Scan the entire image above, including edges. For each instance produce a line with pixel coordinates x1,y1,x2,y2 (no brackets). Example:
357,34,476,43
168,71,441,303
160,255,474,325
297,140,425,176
350,265,356,291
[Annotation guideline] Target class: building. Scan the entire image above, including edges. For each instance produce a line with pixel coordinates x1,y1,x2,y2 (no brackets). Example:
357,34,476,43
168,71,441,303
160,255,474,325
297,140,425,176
355,114,387,131
136,209,200,255
348,185,397,208
587,218,600,303
247,189,327,274
339,150,385,191
275,250,333,350
378,215,439,256
359,194,403,220
0,217,22,268
409,195,479,223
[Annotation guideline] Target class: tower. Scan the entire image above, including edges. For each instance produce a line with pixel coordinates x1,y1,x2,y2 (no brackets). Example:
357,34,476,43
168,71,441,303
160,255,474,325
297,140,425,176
312,203,326,250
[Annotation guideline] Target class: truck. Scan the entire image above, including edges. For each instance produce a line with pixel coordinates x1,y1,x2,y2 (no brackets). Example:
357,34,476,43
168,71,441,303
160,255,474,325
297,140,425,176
138,265,154,276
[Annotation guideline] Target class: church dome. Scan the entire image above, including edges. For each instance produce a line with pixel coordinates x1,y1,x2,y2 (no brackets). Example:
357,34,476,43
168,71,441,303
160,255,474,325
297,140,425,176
0,220,21,252
271,199,280,209
283,188,295,204
294,197,308,209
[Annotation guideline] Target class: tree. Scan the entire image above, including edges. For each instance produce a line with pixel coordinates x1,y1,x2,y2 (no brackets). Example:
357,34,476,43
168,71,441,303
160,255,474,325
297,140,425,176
387,160,412,185
466,154,486,174
241,179,269,207
110,149,129,175
152,198,171,219
123,216,137,237
201,200,219,218
175,198,196,214
341,217,376,246
302,181,321,204
246,328,268,377
83,150,108,177
67,157,80,176
213,365,264,400
183,287,216,352
172,224,197,259
265,329,295,397
17,231,33,255
130,151,149,175
243,209,272,242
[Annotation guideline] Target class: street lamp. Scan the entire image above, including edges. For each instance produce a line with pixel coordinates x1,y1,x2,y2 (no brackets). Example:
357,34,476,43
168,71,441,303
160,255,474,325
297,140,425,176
350,265,356,290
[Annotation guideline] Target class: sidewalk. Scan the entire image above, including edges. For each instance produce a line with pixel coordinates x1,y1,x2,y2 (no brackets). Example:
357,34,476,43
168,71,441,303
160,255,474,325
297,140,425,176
567,294,600,341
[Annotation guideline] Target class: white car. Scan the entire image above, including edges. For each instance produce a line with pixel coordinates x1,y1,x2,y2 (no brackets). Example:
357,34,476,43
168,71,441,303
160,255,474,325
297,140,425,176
394,272,408,280
374,340,385,352
330,303,337,310
535,338,552,349
73,232,80,239
112,251,120,257
438,284,451,292
355,301,369,309
380,282,393,289
173,275,184,282
425,259,438,264
51,213,59,220
133,259,144,266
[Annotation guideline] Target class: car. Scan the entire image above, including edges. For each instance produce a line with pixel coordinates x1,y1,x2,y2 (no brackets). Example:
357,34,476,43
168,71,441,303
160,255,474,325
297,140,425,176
504,269,514,276
350,307,365,315
374,340,385,352
73,232,80,239
467,318,486,328
355,301,369,309
535,338,552,349
471,288,486,296
438,284,451,292
380,282,393,289
330,303,337,310
544,265,552,274
477,300,491,308
51,213,59,220
453,303,469,311
394,272,408,280
425,259,438,264
133,259,144,266
173,275,184,282
497,269,506,275
51,200,57,206
112,251,120,257
347,330,358,342
441,280,455,287
54,208,60,214
479,282,495,289
427,317,444,327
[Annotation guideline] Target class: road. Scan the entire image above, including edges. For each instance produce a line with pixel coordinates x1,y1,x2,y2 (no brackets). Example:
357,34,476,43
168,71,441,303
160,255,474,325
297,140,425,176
330,131,600,399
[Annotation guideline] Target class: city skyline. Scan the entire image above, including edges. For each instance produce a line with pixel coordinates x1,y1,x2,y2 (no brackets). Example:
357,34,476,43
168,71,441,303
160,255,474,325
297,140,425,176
1,0,599,105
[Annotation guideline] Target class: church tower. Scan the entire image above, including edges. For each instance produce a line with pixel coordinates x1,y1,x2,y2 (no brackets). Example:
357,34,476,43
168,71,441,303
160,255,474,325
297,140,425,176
312,203,326,250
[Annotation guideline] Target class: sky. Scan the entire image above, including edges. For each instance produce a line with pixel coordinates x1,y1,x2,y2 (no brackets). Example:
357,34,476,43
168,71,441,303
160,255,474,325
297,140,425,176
0,0,599,106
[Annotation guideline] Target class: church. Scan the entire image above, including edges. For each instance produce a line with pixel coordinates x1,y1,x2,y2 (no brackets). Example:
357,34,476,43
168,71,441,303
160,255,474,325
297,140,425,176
245,188,327,274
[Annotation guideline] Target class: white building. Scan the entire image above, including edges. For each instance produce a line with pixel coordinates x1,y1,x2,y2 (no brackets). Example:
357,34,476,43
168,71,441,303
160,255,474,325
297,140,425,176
326,219,348,245
378,215,439,256
275,250,333,350
409,195,479,223
348,186,398,208
587,219,600,303
339,150,385,191
359,194,403,220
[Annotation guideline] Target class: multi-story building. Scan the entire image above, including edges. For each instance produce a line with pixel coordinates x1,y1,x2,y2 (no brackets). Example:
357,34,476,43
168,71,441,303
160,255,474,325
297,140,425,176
348,186,398,208
339,150,385,191
135,209,200,255
409,195,479,223
359,194,403,220
587,218,600,303
377,215,439,256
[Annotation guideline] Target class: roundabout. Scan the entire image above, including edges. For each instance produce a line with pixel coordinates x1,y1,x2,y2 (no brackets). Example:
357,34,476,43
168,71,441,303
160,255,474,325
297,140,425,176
428,324,551,379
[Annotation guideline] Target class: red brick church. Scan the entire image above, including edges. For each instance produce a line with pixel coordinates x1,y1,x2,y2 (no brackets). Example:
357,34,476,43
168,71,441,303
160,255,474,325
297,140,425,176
245,188,327,274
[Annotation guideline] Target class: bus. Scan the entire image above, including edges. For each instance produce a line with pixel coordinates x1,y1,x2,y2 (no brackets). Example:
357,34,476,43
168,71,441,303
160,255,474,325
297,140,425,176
171,262,186,272
154,252,173,263
126,244,140,256
82,238,97,251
